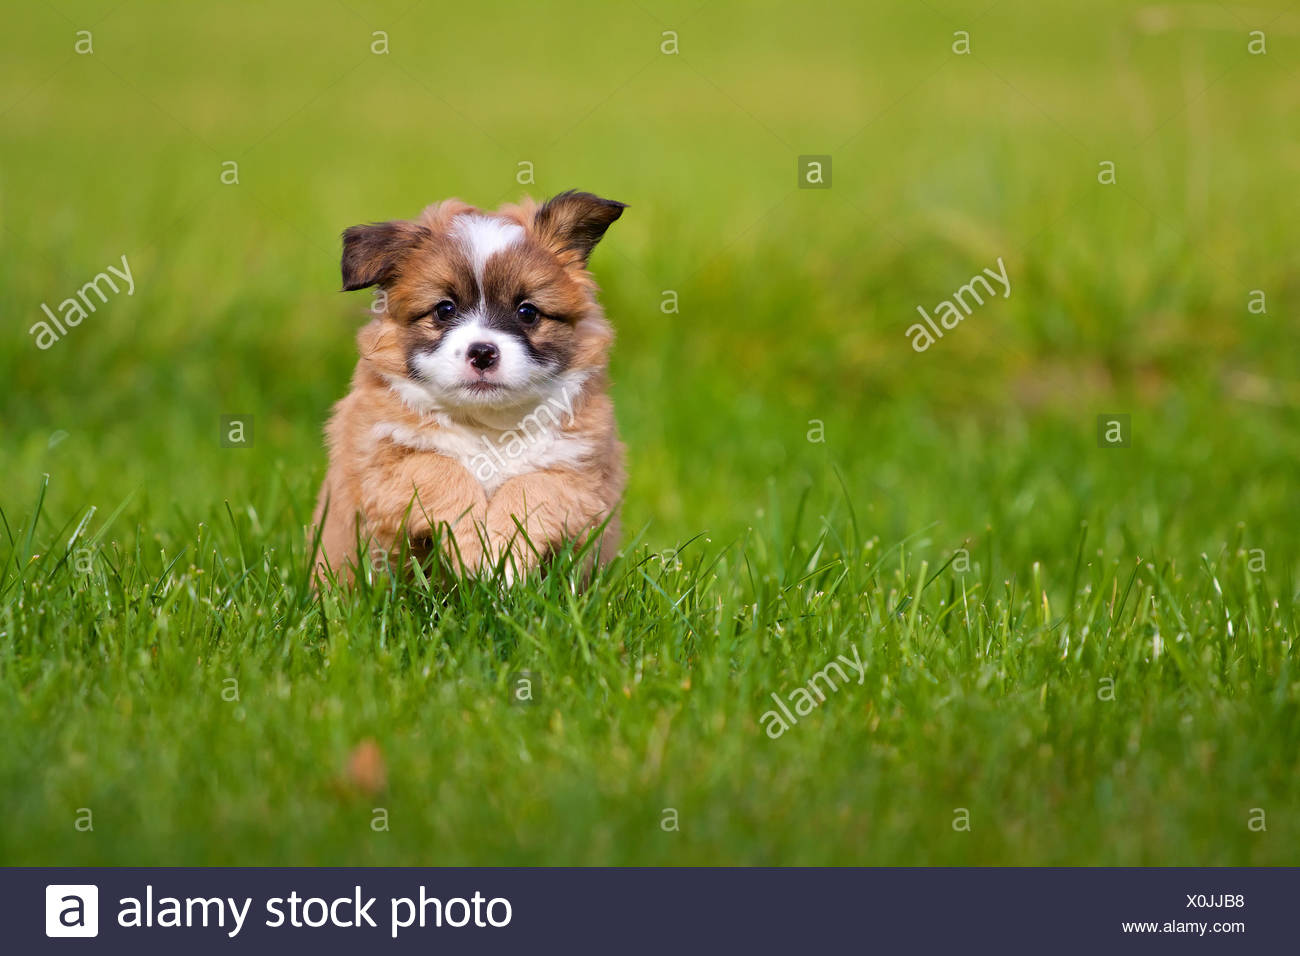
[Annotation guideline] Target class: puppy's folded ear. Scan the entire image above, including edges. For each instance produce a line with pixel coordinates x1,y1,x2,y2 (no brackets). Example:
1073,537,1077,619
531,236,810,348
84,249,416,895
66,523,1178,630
532,190,627,266
340,220,429,291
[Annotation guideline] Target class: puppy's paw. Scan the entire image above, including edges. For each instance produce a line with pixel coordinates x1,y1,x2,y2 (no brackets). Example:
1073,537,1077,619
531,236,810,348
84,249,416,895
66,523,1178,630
499,558,520,588
478,532,539,587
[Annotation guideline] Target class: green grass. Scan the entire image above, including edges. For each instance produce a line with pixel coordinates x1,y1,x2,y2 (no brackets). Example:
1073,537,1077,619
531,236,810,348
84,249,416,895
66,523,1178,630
1,0,1298,865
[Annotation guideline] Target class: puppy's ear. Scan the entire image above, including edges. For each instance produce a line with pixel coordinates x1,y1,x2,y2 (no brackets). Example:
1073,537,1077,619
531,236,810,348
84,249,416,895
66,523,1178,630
340,220,428,291
532,190,627,266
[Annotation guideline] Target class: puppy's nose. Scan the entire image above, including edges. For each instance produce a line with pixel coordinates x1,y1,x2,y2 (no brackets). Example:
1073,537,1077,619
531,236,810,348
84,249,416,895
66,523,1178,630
467,341,499,371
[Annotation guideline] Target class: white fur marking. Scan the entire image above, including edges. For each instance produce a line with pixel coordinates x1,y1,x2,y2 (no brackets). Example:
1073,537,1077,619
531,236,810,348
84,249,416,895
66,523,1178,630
373,372,592,495
412,314,534,394
451,215,524,291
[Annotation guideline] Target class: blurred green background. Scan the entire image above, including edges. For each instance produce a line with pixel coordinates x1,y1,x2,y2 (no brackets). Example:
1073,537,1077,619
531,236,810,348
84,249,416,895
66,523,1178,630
2,0,1297,540
1,0,1297,865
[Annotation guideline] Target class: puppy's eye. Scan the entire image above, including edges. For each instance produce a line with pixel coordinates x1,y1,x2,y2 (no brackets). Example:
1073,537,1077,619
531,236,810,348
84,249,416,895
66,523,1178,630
516,302,540,326
433,300,456,322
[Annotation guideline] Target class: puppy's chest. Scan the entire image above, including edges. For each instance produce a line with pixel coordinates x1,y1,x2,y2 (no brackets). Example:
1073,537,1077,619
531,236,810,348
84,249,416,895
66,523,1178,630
370,418,592,495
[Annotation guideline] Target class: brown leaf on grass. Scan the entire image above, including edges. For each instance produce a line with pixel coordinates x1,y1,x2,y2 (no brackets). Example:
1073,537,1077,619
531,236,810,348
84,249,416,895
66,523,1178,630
345,738,387,796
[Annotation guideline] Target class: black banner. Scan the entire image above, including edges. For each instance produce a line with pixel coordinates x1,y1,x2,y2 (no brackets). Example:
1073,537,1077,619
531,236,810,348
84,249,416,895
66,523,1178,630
10,867,1294,952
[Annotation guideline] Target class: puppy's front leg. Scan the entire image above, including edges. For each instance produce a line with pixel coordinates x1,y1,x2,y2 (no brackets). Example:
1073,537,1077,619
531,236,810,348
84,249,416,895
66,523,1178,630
359,448,488,569
481,469,613,582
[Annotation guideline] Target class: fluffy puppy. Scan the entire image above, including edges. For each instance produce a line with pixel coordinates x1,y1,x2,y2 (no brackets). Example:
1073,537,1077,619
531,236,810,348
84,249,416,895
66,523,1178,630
312,190,627,585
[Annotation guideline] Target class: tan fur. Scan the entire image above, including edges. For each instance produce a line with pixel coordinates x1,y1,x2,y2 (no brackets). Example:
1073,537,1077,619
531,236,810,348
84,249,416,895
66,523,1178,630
312,193,626,585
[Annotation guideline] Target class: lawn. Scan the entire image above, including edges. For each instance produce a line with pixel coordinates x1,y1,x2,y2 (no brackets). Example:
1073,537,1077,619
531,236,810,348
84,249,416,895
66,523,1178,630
1,0,1297,865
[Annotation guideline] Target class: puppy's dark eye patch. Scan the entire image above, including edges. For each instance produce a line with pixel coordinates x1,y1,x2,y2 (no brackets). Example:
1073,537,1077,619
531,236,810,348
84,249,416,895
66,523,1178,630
409,299,457,324
508,292,575,324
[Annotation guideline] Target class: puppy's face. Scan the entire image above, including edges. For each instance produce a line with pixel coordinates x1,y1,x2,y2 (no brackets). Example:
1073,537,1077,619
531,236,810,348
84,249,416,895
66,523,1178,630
341,191,625,413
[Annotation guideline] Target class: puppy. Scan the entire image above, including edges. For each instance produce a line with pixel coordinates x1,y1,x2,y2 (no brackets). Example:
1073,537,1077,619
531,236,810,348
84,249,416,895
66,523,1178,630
312,190,627,585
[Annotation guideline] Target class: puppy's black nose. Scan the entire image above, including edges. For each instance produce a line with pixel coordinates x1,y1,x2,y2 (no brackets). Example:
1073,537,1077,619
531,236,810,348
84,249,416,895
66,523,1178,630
467,342,499,371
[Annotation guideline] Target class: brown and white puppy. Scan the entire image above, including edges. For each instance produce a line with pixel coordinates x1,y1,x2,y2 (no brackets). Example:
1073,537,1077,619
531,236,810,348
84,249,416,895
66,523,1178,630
312,190,627,585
